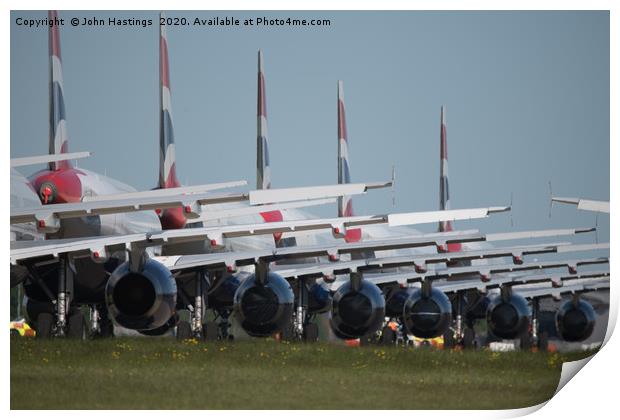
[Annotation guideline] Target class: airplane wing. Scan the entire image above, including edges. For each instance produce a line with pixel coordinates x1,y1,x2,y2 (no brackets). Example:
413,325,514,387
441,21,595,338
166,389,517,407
82,181,248,202
248,181,392,205
10,181,396,230
512,278,610,300
10,151,92,167
197,198,336,221
432,270,610,294
11,223,603,274
324,257,608,290
552,197,609,214
9,212,506,264
375,272,609,297
270,241,609,283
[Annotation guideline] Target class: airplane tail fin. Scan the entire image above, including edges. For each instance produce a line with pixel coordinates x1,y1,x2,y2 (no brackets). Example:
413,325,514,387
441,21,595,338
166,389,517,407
438,106,462,253
257,50,272,190
439,106,451,231
337,81,361,243
158,13,180,189
48,11,70,171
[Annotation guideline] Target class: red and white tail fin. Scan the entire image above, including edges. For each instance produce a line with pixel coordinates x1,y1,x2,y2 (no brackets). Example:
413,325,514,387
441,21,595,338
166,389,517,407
255,50,292,246
158,12,180,189
438,106,462,252
48,11,70,171
256,50,272,190
337,81,361,243
157,13,184,230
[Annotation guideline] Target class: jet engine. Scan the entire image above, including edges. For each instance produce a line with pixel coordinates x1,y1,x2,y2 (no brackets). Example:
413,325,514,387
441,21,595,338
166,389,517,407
402,287,452,338
486,292,531,339
555,298,596,342
105,259,177,331
385,287,413,318
330,278,385,339
208,273,243,310
233,271,294,337
307,282,332,313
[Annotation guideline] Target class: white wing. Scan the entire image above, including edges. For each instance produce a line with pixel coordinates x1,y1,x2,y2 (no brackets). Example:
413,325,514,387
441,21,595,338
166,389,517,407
552,197,609,213
10,151,92,167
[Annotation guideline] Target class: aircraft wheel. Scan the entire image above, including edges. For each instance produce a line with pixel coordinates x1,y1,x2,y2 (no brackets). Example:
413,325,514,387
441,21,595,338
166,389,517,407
280,323,295,342
176,321,191,340
67,311,85,339
203,321,219,341
462,327,476,349
537,331,549,352
443,331,455,349
381,326,395,345
36,313,54,339
303,323,319,342
359,334,374,346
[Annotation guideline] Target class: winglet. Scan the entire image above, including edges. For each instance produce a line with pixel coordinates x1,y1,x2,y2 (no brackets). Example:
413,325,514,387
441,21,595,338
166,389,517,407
48,10,71,171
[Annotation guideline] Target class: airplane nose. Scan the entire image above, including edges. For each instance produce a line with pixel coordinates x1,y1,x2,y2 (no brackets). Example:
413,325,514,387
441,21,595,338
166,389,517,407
39,183,56,204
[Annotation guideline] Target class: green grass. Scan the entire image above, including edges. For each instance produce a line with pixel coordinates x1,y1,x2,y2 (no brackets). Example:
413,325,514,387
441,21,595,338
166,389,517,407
10,337,595,410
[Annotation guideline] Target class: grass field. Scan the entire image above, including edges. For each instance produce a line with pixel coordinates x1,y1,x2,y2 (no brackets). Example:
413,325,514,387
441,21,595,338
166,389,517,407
10,336,595,410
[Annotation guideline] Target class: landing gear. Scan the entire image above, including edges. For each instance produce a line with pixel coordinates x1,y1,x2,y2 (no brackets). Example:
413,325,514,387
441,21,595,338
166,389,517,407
88,304,113,339
381,325,396,345
34,254,79,339
177,271,212,340
289,277,320,343
445,291,477,349
54,255,70,337
36,313,54,339
190,273,207,340
443,330,455,349
462,326,476,349
303,322,319,342
203,321,219,341
527,297,549,352
293,278,307,341
213,310,233,341
67,311,85,339
176,321,192,340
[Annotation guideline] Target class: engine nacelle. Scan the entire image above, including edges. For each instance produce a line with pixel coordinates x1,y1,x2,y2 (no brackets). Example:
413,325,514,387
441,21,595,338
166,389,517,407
208,273,244,310
486,293,531,339
308,282,332,313
233,272,294,337
105,259,177,331
555,298,596,342
403,288,452,339
330,279,385,339
385,288,414,318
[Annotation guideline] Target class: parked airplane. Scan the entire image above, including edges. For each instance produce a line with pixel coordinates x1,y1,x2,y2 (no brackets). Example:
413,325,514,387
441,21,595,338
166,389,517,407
11,11,396,339
10,15,506,341
10,11,608,348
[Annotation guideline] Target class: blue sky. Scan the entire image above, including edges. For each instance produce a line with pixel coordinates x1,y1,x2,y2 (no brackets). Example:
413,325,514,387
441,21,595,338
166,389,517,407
10,10,609,241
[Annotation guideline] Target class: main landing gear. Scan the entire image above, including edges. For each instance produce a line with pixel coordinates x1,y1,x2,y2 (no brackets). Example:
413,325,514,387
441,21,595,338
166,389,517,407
444,291,477,349
28,254,88,340
281,277,320,343
176,272,234,342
